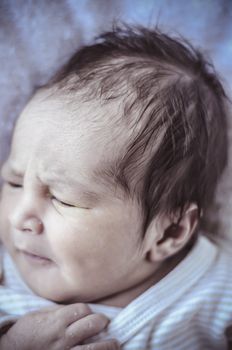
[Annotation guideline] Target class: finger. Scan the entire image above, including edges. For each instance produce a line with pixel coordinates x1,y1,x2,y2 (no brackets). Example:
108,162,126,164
71,339,120,350
66,313,109,346
55,303,92,326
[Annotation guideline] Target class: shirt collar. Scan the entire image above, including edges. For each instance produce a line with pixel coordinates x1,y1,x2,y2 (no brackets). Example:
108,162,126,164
106,236,217,345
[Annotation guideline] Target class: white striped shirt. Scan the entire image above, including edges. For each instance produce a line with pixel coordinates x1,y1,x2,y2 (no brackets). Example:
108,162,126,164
0,236,232,349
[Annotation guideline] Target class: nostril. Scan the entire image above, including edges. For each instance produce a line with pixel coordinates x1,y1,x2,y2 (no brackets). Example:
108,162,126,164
10,214,44,234
22,217,44,234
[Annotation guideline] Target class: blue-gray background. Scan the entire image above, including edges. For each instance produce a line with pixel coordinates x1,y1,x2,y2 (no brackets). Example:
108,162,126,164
0,0,232,246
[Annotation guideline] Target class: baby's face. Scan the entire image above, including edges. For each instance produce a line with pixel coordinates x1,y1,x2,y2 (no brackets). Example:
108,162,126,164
0,90,158,306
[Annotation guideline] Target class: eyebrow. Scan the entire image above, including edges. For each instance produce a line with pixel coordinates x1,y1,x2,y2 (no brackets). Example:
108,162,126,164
2,163,101,202
51,178,101,202
1,165,23,178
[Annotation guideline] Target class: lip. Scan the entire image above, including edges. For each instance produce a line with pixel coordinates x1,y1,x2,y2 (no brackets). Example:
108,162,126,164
19,249,52,264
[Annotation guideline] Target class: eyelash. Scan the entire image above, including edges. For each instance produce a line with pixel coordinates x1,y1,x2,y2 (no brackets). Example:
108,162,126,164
6,181,22,188
6,181,75,208
51,196,75,208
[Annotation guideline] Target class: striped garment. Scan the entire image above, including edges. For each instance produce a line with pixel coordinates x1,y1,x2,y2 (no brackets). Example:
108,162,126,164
0,236,232,349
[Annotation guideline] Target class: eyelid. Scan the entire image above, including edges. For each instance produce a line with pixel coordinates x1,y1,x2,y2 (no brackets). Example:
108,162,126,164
51,195,90,210
51,195,75,207
1,169,21,181
5,180,22,188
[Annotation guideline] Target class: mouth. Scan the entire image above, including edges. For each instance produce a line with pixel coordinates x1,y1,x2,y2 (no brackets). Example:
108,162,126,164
19,249,52,265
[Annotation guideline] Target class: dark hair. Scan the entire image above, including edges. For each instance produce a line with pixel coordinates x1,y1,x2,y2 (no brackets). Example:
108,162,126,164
45,24,229,234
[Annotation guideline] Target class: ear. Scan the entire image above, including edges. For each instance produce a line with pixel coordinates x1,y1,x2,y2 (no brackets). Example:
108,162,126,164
144,204,199,262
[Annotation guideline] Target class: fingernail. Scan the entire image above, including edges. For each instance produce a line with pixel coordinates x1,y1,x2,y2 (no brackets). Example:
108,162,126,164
98,314,110,326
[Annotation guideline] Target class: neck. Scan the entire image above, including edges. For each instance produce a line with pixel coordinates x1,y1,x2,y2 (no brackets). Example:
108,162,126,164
94,239,196,308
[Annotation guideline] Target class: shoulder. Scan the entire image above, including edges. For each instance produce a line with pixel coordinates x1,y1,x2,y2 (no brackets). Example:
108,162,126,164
203,243,232,287
171,237,232,327
191,241,232,325
194,238,232,293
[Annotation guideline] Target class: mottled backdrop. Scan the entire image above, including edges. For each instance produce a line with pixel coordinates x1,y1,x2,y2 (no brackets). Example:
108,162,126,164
0,0,231,249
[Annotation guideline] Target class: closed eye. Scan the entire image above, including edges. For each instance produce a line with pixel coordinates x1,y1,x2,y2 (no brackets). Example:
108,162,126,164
51,195,90,210
6,181,22,188
51,195,76,207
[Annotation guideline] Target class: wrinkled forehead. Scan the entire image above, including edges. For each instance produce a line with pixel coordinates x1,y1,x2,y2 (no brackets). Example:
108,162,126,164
9,88,130,196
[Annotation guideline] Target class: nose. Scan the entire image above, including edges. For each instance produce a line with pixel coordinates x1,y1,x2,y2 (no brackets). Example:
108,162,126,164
9,200,44,235
13,215,44,234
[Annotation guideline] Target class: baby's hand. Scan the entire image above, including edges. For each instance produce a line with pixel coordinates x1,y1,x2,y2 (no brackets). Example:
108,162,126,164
0,303,120,350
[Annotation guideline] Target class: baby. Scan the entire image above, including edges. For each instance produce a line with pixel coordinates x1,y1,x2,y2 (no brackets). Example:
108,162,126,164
0,25,232,350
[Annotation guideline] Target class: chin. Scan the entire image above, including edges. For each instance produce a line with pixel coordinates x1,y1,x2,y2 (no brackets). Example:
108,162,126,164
23,279,65,302
28,283,85,304
24,275,105,304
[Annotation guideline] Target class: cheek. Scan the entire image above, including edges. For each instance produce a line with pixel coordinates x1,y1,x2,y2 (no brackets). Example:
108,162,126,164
49,207,139,274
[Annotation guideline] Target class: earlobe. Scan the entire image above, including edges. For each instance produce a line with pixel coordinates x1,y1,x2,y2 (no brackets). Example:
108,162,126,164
146,204,199,262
